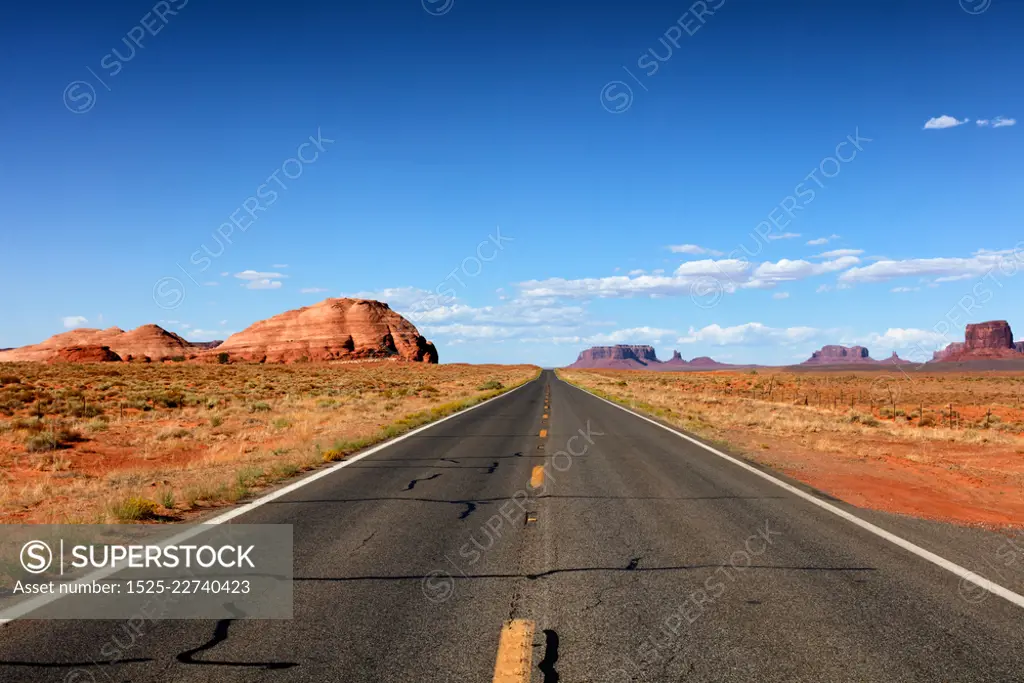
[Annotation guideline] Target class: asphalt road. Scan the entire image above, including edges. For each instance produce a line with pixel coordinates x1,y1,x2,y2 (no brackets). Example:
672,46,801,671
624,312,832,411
1,369,1023,682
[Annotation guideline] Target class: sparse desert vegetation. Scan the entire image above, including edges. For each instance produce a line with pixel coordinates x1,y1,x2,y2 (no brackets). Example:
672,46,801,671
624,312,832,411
560,368,1024,527
0,361,538,524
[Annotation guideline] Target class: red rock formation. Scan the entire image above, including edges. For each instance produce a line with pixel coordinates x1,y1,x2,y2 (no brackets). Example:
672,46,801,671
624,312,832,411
804,345,870,364
202,298,438,364
567,346,743,371
663,350,688,367
48,346,122,363
0,325,196,363
567,345,661,369
933,321,1021,361
801,345,911,365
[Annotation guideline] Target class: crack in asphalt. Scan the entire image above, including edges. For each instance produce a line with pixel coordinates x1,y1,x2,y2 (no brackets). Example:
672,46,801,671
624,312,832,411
175,604,297,670
353,531,377,553
404,473,442,491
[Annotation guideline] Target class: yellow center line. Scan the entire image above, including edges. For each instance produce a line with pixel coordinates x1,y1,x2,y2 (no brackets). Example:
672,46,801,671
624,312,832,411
530,465,545,489
491,619,536,683
539,429,547,438
542,413,549,419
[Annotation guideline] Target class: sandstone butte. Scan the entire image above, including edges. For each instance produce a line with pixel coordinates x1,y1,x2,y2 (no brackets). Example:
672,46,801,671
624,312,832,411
199,298,438,364
0,325,195,363
800,345,910,366
0,299,438,365
932,320,1023,361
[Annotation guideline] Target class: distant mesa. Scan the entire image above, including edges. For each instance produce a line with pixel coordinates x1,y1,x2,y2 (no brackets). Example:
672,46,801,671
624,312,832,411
800,344,910,366
0,298,437,365
932,320,1023,362
567,345,739,371
201,298,438,364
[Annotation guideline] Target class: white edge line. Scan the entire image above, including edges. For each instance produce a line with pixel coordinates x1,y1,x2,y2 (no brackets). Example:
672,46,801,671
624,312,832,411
0,376,538,625
564,378,1024,610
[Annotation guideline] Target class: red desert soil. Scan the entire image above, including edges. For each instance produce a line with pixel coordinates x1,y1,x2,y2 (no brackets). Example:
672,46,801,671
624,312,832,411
560,369,1024,529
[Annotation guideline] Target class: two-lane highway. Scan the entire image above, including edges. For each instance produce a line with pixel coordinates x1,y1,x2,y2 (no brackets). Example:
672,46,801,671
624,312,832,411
1,370,1023,682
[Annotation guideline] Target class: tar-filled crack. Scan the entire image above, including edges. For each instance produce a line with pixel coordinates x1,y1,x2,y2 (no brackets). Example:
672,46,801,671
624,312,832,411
485,461,499,474
352,531,376,553
440,458,460,464
626,557,641,571
176,604,297,669
457,501,478,519
404,473,442,491
538,630,560,682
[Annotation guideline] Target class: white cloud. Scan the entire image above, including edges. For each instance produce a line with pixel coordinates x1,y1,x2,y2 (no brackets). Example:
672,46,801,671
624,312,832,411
816,284,832,293
772,292,790,300
839,248,1022,284
845,328,948,353
300,287,329,294
519,255,859,300
627,269,646,276
977,119,989,127
766,232,801,241
583,327,677,344
235,270,287,291
219,320,227,326
933,274,974,283
752,256,860,283
234,270,287,281
668,244,723,256
992,116,1016,128
678,323,821,346
244,279,282,290
674,259,751,277
805,234,840,246
815,249,863,258
62,316,88,329
272,264,289,268
890,286,919,293
923,115,968,130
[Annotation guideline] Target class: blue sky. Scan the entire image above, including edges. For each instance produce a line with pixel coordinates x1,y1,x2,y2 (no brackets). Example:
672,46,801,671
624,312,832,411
1,0,1022,366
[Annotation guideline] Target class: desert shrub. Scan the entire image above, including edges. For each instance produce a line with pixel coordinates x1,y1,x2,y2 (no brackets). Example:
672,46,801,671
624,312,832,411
250,402,271,413
217,352,230,364
158,489,175,509
209,415,223,427
918,414,936,427
272,417,291,429
85,417,109,432
109,497,159,521
25,432,58,452
477,380,504,391
0,375,20,386
155,427,191,441
68,402,103,418
150,391,184,409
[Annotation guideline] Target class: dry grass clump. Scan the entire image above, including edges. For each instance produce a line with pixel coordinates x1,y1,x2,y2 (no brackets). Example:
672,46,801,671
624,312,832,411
0,361,539,524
